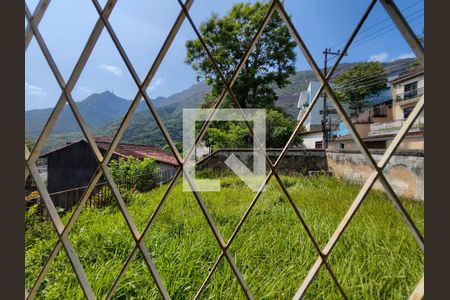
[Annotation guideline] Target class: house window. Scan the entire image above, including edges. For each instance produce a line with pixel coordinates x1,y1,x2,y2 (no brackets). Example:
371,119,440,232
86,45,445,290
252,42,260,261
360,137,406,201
315,141,323,149
404,81,418,100
373,105,387,117
404,107,414,119
364,141,386,149
339,143,345,150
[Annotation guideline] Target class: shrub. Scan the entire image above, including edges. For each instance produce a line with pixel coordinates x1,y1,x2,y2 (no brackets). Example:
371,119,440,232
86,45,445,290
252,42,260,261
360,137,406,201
108,156,160,192
25,203,40,230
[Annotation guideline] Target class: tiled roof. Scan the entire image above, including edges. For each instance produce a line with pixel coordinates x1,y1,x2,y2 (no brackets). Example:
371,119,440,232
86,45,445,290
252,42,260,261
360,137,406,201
93,137,178,166
41,137,178,166
390,68,424,84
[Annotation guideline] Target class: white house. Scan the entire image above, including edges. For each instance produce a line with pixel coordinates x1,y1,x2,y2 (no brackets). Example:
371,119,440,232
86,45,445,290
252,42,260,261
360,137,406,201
390,68,424,120
297,81,340,148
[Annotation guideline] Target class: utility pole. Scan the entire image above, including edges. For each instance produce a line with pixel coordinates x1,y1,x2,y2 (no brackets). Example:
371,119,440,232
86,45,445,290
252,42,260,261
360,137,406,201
322,48,347,149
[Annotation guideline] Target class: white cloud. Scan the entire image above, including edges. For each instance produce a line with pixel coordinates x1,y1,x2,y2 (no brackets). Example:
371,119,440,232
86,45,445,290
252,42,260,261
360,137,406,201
395,53,415,60
148,77,166,91
368,52,389,62
99,64,122,77
25,82,47,98
78,86,93,93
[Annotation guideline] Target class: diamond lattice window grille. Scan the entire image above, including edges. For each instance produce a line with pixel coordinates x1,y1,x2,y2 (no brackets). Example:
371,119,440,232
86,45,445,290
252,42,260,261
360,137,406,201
24,0,424,299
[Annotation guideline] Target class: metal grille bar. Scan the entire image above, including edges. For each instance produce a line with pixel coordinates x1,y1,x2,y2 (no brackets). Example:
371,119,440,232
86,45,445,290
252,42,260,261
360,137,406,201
25,0,50,50
24,0,424,299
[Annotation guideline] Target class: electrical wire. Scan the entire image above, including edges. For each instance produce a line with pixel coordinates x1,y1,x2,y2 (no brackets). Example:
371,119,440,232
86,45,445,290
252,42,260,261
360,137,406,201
333,71,415,94
349,13,423,50
330,57,417,81
332,65,422,92
331,60,418,89
333,70,413,93
348,9,423,48
328,0,423,50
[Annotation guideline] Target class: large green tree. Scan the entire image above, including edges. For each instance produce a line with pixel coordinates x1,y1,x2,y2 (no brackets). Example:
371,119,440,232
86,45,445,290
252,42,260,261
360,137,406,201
333,62,387,116
186,1,303,149
185,1,296,109
206,108,302,149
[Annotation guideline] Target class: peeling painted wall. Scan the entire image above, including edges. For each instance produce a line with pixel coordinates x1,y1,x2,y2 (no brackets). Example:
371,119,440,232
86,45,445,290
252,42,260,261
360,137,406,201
198,149,424,201
326,150,424,200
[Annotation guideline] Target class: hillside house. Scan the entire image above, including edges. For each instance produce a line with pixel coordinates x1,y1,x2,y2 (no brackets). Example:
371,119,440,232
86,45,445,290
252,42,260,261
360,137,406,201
297,81,340,148
41,137,178,193
347,99,394,139
328,130,424,151
328,68,424,151
391,68,424,120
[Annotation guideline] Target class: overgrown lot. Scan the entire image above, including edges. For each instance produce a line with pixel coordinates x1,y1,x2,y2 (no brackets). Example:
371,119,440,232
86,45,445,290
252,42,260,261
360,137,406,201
26,175,424,299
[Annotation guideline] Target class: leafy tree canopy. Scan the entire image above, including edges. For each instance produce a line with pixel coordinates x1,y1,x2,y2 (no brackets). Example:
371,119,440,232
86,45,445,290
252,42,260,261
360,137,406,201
333,61,387,115
162,141,183,156
108,157,160,192
206,108,302,150
185,1,297,109
25,137,34,150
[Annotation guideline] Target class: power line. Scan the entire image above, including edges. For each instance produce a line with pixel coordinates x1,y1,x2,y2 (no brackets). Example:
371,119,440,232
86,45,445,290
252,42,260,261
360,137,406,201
332,61,416,88
328,0,423,50
326,10,422,79
333,69,412,93
333,71,411,94
330,56,417,80
349,13,423,50
331,61,417,89
349,9,423,48
317,1,423,114
332,65,420,92
324,9,422,72
334,78,390,94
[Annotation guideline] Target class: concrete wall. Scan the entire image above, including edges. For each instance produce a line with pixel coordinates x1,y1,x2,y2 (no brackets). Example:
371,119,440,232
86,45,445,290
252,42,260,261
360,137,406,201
354,123,371,139
198,148,424,201
326,149,424,200
302,132,324,149
198,149,328,174
386,135,424,151
328,134,424,151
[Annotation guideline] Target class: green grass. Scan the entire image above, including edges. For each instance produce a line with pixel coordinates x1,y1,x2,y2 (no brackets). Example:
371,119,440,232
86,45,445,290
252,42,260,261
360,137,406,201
25,175,424,299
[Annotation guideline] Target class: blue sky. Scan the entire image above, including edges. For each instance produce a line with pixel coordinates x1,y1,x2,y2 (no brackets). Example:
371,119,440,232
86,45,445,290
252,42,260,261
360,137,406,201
25,0,423,111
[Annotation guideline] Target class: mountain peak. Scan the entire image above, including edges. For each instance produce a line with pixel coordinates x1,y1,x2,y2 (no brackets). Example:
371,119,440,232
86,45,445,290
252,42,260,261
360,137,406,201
82,90,125,105
99,90,115,96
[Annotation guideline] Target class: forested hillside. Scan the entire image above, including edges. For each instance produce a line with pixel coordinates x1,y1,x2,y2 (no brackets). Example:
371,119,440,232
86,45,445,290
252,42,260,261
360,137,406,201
26,59,415,152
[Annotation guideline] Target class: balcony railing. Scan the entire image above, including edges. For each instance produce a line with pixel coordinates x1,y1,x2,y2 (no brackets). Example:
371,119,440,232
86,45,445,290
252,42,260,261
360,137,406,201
396,86,424,103
370,116,424,133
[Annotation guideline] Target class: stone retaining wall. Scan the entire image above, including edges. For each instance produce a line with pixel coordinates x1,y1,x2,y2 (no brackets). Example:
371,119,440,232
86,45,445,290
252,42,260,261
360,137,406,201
197,149,327,174
197,148,424,201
